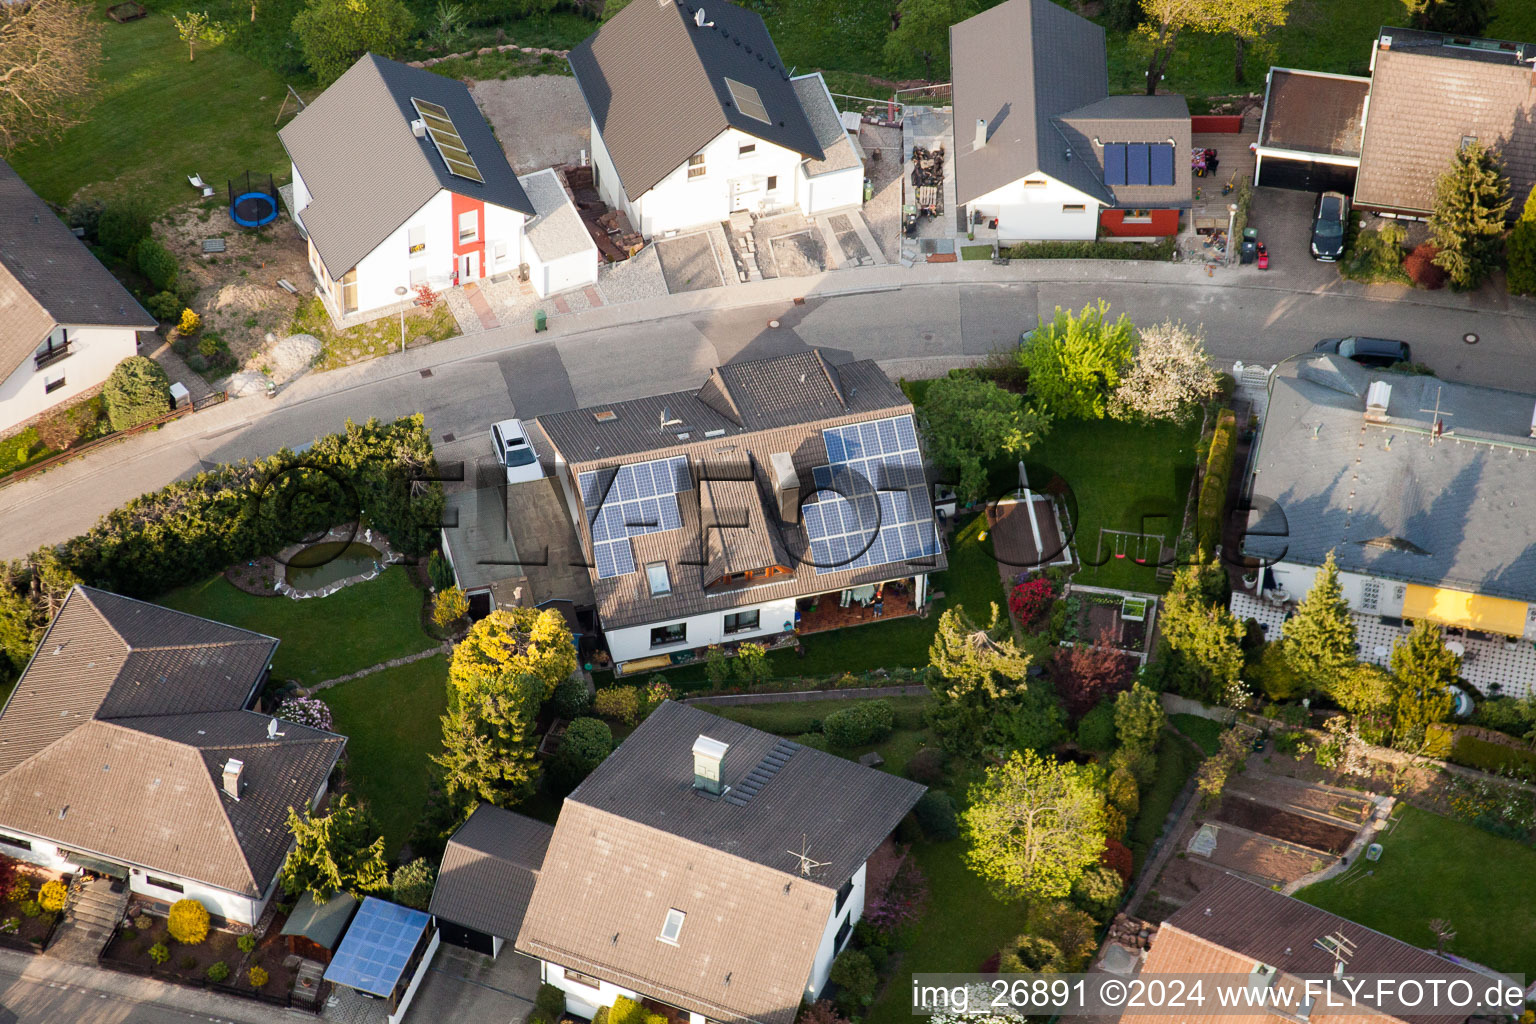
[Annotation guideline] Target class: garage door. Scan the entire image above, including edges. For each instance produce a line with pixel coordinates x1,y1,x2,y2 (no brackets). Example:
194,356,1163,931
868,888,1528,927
1256,156,1358,194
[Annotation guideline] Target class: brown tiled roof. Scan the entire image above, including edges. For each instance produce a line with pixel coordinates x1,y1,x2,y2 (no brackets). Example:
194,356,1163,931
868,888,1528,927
1056,95,1193,209
567,0,823,203
516,702,924,1024
0,587,345,896
537,355,945,632
1124,874,1479,1024
431,804,552,941
1355,30,1536,216
1259,70,1370,158
0,159,155,377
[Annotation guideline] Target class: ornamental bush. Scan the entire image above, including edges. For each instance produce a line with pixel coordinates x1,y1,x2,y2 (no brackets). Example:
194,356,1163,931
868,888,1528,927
1008,576,1056,629
593,686,640,725
533,982,566,1024
19,901,39,918
149,942,170,965
97,200,152,259
912,790,960,841
37,879,67,913
432,586,469,628
822,699,895,748
391,857,437,910
135,237,179,291
206,961,231,983
1403,242,1448,289
828,949,878,1012
427,550,455,591
167,898,210,945
1075,702,1118,752
547,677,591,720
178,308,202,335
1070,863,1126,921
103,356,172,432
237,933,257,954
275,696,334,732
248,965,270,987
146,290,182,321
905,746,948,786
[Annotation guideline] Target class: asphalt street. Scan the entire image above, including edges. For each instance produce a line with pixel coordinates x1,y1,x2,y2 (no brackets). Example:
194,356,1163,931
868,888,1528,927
1,270,1533,560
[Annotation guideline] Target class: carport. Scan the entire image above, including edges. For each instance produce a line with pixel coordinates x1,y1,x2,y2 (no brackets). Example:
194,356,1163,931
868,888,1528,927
1254,68,1369,193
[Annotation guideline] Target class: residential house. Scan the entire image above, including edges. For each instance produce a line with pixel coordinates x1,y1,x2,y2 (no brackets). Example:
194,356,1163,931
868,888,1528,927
516,699,926,1024
1122,873,1480,1024
950,0,1192,242
568,0,865,238
531,351,947,670
0,159,156,435
1241,355,1536,697
429,803,552,958
1256,27,1536,218
0,586,345,925
279,53,597,324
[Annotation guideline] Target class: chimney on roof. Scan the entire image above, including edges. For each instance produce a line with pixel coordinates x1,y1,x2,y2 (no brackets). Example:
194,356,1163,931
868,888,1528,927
222,758,244,800
770,451,800,525
693,735,729,795
1380,34,1392,50
1365,380,1392,423
411,118,427,138
974,118,987,150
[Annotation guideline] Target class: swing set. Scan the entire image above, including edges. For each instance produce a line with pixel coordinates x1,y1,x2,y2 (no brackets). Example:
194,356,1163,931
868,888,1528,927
1093,527,1168,573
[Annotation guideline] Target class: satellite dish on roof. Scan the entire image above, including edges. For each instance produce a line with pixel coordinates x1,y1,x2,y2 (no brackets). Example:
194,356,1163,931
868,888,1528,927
694,8,713,27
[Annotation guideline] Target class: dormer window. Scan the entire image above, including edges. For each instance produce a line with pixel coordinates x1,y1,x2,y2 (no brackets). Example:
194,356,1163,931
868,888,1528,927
725,78,769,124
659,908,686,944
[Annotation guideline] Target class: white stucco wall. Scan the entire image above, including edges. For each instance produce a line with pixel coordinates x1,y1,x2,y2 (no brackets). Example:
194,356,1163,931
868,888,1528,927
527,244,599,298
606,595,799,665
543,960,641,1019
0,326,140,434
807,862,866,999
484,202,527,279
967,174,1102,242
626,128,807,237
589,119,638,232
1264,561,1414,620
290,162,313,230
799,165,864,217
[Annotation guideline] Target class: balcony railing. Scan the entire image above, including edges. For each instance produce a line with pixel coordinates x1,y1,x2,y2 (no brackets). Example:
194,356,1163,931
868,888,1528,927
34,343,71,370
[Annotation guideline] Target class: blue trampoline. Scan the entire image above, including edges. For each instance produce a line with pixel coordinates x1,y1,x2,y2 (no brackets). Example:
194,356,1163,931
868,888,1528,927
229,171,280,228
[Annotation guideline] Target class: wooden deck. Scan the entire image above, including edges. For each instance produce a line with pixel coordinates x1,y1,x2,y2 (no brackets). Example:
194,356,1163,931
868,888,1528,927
797,584,917,634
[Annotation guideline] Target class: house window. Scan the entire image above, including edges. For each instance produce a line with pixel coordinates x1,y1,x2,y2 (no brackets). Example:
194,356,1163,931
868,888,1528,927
766,176,777,191
0,834,30,851
1361,580,1381,611
1062,204,1086,212
408,225,426,254
1022,179,1047,187
44,376,65,394
834,916,853,952
688,154,707,179
458,210,478,243
564,969,602,989
659,908,686,944
651,623,686,648
835,877,854,914
494,240,509,263
1461,135,1478,150
340,268,358,316
409,266,428,287
1124,209,1153,223
646,562,672,597
145,876,184,893
739,143,756,158
1393,584,1406,601
724,610,760,634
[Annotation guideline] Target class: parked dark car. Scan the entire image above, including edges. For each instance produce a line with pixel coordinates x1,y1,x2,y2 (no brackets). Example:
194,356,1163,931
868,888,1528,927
1310,191,1349,261
1312,336,1412,367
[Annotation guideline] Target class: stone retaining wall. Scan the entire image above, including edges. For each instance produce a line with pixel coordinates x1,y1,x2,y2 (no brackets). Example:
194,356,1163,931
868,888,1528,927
407,44,570,69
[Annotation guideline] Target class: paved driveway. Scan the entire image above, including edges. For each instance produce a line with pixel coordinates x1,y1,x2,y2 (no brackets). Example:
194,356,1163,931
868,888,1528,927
403,945,540,1024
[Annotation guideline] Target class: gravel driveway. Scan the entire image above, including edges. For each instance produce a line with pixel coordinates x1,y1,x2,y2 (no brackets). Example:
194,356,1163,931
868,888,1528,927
472,75,590,173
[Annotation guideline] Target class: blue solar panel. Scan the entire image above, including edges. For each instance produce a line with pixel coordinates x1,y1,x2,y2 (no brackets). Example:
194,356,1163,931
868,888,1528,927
1149,143,1175,186
1104,143,1127,186
1126,143,1150,186
324,897,429,999
577,456,692,578
806,415,941,575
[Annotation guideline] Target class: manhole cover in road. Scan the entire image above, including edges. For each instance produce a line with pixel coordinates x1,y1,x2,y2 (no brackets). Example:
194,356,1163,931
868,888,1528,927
420,368,434,378
923,332,935,341
1464,332,1479,345
440,433,455,443
768,319,780,328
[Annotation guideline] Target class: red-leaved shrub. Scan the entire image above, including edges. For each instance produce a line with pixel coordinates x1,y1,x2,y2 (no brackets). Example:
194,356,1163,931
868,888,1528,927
1403,243,1447,290
1101,838,1133,886
1008,576,1056,629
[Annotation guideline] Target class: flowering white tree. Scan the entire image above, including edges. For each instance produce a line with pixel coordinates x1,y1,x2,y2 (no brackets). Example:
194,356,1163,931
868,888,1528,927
1110,320,1220,422
275,696,334,732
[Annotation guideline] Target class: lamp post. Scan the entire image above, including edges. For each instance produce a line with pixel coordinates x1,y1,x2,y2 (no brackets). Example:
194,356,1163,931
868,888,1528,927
1227,202,1238,265
394,286,408,355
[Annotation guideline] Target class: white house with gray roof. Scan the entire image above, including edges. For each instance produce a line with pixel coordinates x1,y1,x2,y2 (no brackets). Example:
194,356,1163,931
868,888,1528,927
279,53,596,324
0,159,155,436
1242,356,1536,692
951,0,1191,242
569,0,864,238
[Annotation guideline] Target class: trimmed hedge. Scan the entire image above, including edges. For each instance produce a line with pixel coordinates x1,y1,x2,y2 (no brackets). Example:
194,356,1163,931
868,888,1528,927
1002,237,1177,261
822,699,895,748
1195,408,1237,557
60,416,443,597
103,356,172,431
1449,733,1536,781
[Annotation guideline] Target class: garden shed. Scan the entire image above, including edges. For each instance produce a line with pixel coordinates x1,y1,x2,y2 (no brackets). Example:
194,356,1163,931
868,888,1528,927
429,804,553,958
280,890,358,963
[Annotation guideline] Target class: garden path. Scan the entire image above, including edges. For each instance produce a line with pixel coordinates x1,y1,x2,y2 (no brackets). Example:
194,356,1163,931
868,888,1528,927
310,642,452,692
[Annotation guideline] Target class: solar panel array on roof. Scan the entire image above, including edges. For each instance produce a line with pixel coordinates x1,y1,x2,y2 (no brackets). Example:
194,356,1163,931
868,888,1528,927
1103,142,1174,187
579,456,692,579
1126,143,1149,185
323,897,430,998
1149,144,1175,185
805,415,940,575
411,97,485,184
1104,143,1127,185
722,738,798,807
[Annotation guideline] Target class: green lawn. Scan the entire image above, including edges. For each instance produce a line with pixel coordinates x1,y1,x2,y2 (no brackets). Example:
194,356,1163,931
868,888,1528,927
1296,805,1536,975
157,570,435,685
1169,712,1223,755
321,654,449,858
961,244,995,260
7,3,294,214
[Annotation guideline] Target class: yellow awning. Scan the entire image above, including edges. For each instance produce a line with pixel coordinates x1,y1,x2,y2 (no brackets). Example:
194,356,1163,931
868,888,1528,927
1401,584,1529,636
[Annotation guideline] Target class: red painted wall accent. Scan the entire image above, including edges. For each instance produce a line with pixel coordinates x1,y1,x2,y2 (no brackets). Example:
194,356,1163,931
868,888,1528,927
450,192,486,281
1190,115,1244,133
1099,209,1181,237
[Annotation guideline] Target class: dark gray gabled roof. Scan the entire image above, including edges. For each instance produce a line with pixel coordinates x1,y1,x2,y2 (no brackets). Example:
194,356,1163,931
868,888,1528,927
429,804,552,940
1243,356,1536,602
951,0,1109,205
568,0,824,201
279,54,534,276
0,159,154,377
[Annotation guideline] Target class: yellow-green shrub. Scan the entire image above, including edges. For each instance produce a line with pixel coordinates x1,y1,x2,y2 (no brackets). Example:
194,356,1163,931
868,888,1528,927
37,880,67,913
167,898,210,945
